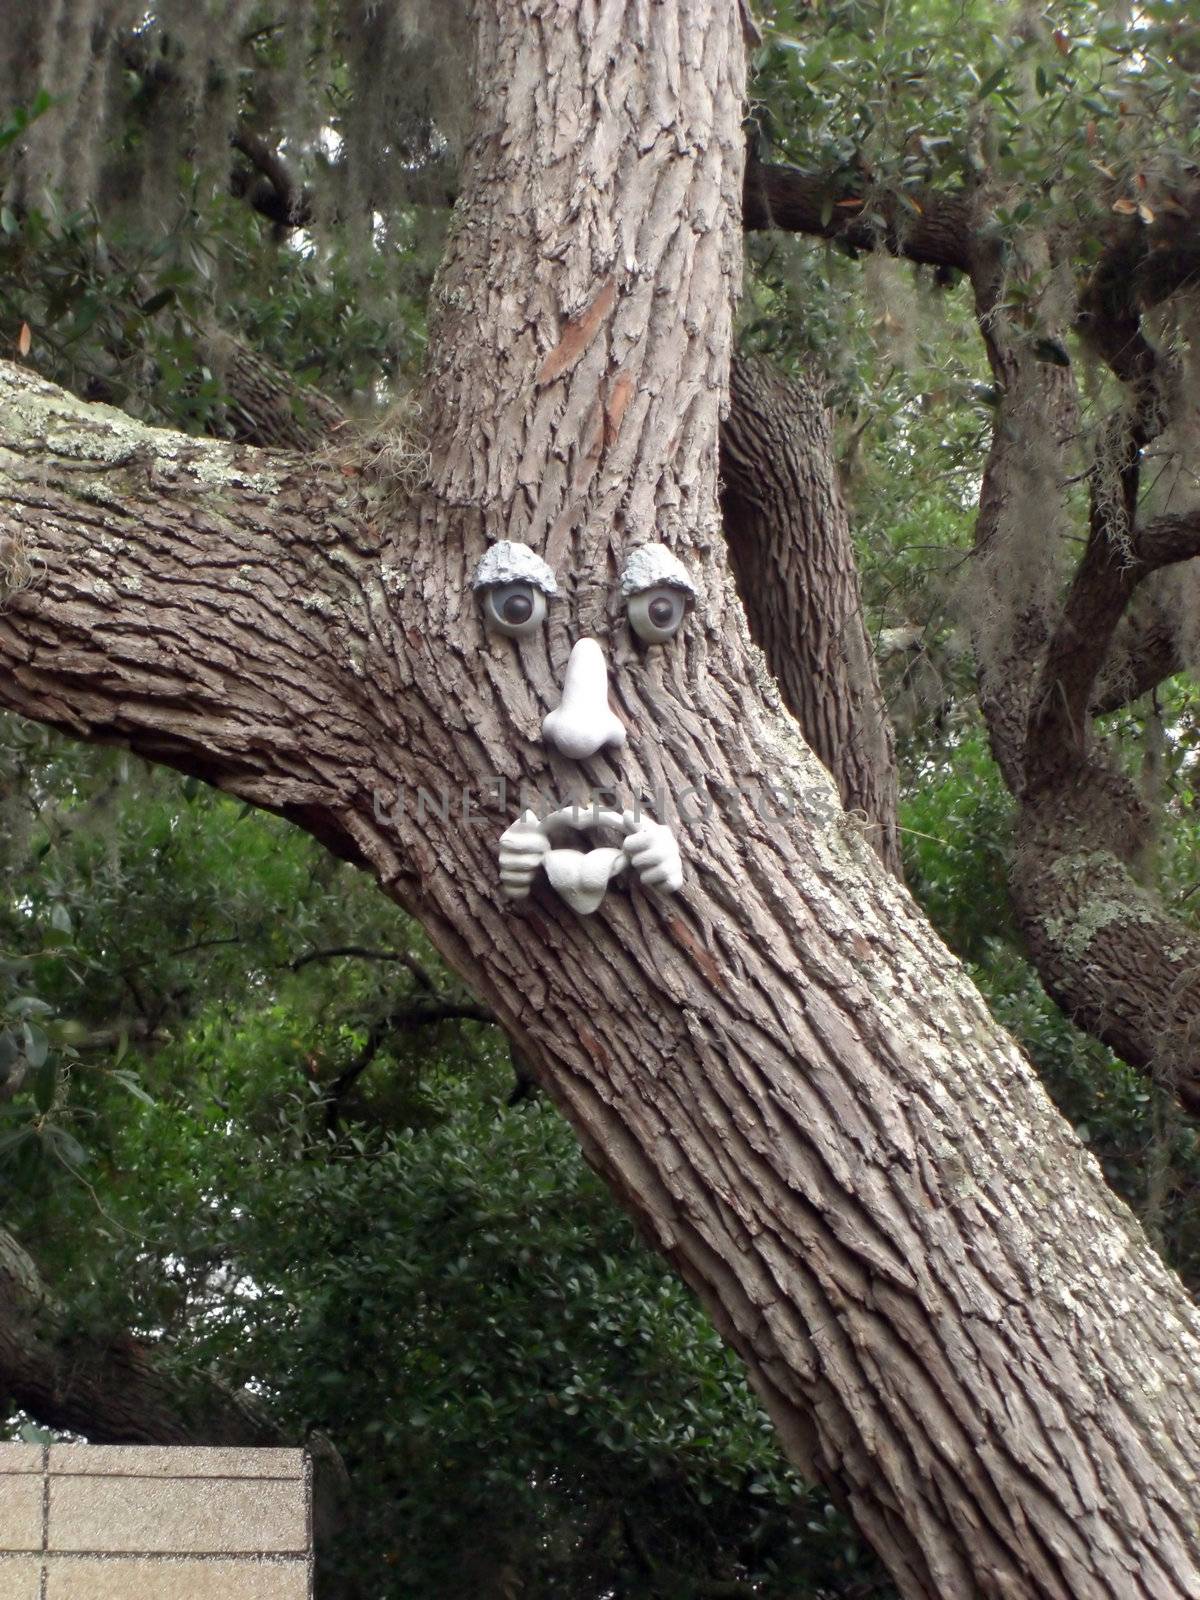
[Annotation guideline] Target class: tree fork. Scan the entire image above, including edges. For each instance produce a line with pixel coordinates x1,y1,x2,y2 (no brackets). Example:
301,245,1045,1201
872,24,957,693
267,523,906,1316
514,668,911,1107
210,334,904,877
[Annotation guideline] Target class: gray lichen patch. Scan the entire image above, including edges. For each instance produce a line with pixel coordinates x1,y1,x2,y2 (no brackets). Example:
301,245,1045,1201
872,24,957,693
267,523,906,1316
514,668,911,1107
1042,850,1160,959
181,448,281,496
0,360,278,495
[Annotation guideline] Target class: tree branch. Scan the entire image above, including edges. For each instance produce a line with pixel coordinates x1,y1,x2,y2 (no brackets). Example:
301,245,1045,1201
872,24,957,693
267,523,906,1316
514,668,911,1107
0,1224,279,1446
199,330,348,453
742,153,975,272
1133,509,1200,568
230,130,314,230
1092,578,1192,714
0,360,387,871
720,355,902,875
289,945,435,988
324,994,496,1128
1076,192,1200,382
1025,478,1196,787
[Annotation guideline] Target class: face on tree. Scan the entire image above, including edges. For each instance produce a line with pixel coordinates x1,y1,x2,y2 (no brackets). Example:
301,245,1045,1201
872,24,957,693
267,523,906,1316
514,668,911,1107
476,540,692,915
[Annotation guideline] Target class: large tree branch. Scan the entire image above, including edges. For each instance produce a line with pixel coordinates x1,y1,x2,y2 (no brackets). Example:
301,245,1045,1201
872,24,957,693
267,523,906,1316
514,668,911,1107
0,361,382,870
200,331,348,453
721,355,901,876
0,1224,279,1446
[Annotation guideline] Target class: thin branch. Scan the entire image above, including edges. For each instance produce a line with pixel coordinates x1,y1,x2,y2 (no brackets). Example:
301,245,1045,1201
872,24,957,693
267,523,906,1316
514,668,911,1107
289,944,438,990
324,995,497,1129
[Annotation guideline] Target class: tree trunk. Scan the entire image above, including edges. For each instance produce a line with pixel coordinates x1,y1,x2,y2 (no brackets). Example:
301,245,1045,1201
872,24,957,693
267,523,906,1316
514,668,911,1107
206,329,906,882
721,354,901,876
2,6,1200,1598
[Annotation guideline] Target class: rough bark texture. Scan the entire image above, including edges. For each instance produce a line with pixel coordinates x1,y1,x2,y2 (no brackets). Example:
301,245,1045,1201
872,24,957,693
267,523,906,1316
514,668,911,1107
721,354,901,876
210,315,906,883
2,7,1200,1599
201,332,349,453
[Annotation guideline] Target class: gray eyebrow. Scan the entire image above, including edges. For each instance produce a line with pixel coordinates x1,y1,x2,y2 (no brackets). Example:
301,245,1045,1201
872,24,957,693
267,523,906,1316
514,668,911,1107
471,541,558,594
619,543,696,596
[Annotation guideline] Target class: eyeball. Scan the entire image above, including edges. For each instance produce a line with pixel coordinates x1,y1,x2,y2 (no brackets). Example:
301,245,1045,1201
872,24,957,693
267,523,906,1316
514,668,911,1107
627,586,687,643
483,582,547,637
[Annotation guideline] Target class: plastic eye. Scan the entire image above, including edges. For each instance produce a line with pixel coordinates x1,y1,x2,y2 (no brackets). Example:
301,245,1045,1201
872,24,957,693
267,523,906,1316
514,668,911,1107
627,586,686,643
483,582,547,637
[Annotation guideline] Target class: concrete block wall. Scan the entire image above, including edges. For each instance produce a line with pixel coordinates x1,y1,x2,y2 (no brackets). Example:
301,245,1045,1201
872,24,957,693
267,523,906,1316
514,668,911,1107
0,1443,311,1599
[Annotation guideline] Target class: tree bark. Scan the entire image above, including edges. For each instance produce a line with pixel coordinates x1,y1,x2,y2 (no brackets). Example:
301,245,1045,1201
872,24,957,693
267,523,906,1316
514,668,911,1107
2,7,1200,1600
721,354,901,876
191,319,910,884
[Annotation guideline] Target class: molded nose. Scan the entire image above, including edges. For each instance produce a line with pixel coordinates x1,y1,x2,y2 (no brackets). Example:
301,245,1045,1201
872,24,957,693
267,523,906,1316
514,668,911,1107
542,637,627,760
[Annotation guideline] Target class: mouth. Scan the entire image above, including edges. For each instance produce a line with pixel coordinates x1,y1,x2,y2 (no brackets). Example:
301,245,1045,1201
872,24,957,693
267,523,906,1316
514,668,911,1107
540,807,629,914
498,805,683,915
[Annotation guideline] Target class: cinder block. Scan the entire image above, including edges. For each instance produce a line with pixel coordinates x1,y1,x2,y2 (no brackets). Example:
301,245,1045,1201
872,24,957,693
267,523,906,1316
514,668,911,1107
0,1448,41,1475
47,1446,303,1480
45,1555,309,1599
0,1557,42,1600
0,1475,42,1552
48,1474,306,1555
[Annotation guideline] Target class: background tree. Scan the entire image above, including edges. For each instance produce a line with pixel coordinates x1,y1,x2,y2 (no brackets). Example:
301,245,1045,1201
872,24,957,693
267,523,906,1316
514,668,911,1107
2,3,1200,1598
742,0,1200,1107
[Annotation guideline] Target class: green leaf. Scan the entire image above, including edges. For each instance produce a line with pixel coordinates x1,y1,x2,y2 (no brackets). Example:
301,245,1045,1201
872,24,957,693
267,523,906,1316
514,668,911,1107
10,995,52,1018
111,1068,154,1106
24,1021,50,1072
42,1124,88,1169
977,65,1007,98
